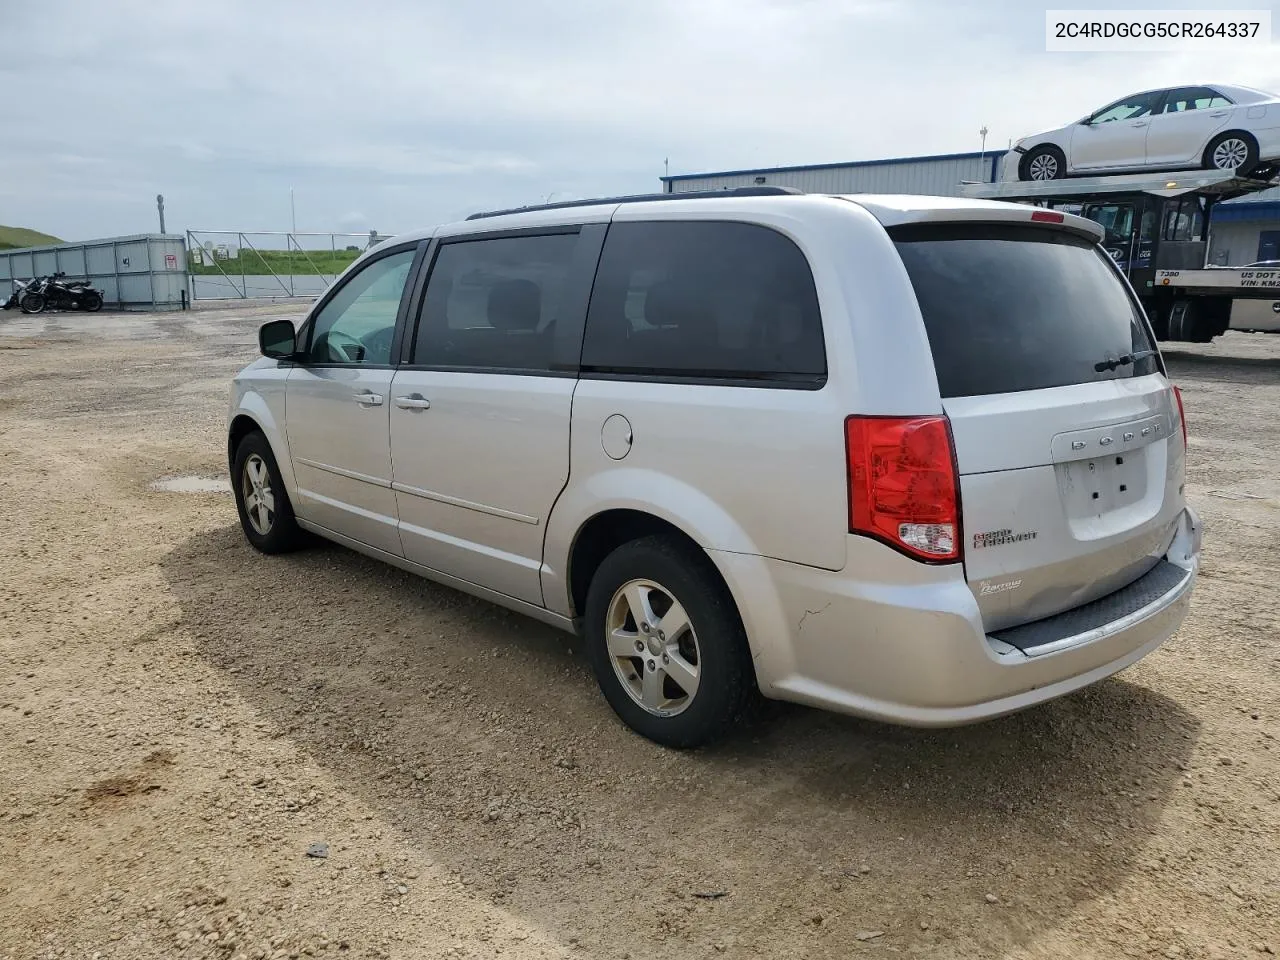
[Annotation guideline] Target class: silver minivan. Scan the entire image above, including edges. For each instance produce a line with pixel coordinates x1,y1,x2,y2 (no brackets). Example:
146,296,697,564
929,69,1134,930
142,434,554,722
228,188,1201,747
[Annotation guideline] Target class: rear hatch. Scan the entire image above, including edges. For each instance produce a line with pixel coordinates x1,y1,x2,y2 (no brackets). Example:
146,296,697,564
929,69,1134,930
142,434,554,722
890,220,1185,634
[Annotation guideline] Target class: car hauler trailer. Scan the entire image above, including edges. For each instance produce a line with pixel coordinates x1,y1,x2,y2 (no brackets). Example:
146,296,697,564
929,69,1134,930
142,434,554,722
961,171,1280,342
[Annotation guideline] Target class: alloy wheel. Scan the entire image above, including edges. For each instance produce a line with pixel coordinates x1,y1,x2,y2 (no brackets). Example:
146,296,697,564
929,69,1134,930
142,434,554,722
1028,152,1059,180
241,453,276,535
1213,138,1249,170
605,578,701,717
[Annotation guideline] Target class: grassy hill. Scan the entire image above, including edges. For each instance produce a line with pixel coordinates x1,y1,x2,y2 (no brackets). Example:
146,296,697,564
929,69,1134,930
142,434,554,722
0,225,63,250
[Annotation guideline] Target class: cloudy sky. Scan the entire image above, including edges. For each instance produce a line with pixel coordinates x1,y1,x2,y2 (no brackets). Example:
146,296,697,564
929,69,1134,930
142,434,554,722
2,0,1279,241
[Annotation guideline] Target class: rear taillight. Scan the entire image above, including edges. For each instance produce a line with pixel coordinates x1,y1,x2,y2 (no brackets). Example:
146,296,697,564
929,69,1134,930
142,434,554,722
845,415,961,563
1172,385,1187,448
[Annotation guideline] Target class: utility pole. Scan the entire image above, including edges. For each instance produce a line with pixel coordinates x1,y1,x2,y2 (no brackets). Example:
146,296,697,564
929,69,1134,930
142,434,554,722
156,194,166,234
979,126,990,182
290,188,297,235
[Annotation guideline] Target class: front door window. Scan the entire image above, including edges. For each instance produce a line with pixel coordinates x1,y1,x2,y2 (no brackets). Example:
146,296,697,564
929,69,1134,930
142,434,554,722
305,250,415,365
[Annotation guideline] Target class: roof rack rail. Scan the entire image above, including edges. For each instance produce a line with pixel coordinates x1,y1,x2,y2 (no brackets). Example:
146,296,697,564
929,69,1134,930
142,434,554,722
465,186,803,221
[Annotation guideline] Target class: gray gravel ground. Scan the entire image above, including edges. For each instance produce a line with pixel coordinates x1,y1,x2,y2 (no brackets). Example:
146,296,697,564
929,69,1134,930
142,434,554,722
1,306,1278,959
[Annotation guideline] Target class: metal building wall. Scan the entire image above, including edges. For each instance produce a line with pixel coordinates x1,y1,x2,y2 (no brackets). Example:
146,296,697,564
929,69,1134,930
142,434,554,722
662,151,1004,197
1208,220,1274,266
0,234,188,310
1209,188,1280,265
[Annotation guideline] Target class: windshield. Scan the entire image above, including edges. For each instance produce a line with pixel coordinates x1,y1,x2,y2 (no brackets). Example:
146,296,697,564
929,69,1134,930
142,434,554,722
891,224,1160,398
1084,204,1135,247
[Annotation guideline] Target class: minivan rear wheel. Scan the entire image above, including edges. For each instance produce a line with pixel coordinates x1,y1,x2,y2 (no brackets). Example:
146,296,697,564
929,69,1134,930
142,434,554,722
584,535,754,748
232,431,303,554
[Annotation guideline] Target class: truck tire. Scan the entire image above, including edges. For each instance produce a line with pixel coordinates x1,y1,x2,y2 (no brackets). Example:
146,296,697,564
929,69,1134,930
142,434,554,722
1167,300,1195,342
1142,297,1169,341
1167,299,1217,343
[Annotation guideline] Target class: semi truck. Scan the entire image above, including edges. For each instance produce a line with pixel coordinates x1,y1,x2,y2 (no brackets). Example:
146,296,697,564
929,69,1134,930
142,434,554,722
961,170,1280,341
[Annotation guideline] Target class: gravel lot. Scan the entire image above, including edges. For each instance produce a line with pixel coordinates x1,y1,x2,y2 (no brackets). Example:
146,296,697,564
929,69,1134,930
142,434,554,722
1,305,1278,960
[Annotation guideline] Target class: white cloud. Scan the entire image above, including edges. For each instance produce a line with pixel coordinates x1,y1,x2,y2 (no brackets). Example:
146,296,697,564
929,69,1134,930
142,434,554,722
1,0,1278,239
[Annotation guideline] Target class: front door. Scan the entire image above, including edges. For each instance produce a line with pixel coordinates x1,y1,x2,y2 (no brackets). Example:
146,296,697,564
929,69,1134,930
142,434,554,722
285,245,418,556
1143,86,1234,168
389,229,588,605
1071,90,1163,171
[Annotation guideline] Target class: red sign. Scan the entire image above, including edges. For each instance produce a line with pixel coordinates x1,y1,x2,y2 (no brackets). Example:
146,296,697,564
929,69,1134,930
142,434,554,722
166,254,177,269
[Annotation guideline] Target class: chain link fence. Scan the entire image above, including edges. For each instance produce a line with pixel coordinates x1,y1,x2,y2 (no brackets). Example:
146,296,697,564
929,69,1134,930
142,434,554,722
186,230,392,300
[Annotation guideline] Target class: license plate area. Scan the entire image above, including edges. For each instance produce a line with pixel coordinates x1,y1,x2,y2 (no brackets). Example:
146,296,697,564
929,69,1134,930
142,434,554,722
1058,452,1146,518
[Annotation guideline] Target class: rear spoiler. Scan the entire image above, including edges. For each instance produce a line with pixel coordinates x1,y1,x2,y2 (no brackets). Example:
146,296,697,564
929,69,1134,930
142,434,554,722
840,196,1105,244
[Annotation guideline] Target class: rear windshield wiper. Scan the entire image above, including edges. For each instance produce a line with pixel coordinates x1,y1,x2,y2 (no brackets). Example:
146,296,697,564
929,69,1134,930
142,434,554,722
1095,349,1158,372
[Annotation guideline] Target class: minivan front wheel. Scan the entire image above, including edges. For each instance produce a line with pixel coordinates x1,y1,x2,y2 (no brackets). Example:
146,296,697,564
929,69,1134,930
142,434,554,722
232,431,303,554
584,536,754,748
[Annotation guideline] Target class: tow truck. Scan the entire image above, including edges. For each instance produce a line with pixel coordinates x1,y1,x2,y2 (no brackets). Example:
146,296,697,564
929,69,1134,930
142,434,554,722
961,170,1280,342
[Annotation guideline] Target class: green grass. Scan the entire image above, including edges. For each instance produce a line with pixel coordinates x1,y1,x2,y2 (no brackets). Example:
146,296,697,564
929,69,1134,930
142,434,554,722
0,225,63,250
189,248,362,276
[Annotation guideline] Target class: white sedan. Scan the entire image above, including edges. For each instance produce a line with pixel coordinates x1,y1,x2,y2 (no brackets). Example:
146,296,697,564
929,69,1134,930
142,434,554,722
1004,84,1280,181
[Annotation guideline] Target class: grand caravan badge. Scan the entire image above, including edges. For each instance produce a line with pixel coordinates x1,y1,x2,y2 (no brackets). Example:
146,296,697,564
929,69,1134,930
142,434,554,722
972,528,1038,549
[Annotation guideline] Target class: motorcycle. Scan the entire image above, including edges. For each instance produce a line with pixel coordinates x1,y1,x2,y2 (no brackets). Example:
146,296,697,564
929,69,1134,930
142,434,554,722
41,271,104,313
2,277,48,314
12,272,104,313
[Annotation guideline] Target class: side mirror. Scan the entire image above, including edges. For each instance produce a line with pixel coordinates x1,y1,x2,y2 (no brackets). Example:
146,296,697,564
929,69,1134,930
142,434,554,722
259,318,297,360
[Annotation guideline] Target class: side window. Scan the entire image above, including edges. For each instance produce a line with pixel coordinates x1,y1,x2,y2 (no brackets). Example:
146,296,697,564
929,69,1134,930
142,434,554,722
580,221,825,384
305,249,415,365
1090,92,1161,123
412,233,578,372
1162,198,1206,242
1161,87,1233,113
1140,206,1159,243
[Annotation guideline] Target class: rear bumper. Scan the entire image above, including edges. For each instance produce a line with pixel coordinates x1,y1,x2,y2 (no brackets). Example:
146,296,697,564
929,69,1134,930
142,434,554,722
715,506,1200,727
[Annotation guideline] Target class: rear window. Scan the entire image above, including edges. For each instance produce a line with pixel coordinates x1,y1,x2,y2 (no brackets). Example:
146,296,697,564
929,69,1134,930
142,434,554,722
891,224,1159,398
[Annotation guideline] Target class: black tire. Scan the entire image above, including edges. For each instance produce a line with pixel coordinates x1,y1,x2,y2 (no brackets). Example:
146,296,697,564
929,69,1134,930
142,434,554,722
1166,298,1218,343
19,293,45,314
83,291,103,312
1019,145,1066,181
232,430,303,554
1203,131,1258,174
1145,297,1170,341
584,535,755,748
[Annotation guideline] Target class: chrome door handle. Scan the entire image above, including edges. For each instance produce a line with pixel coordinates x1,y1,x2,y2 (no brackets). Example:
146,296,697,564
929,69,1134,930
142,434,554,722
1210,111,1228,117
395,394,431,410
1131,121,1148,127
353,392,384,406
